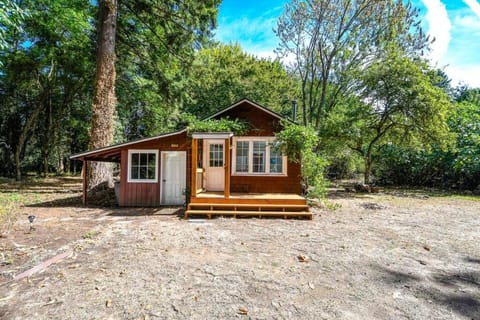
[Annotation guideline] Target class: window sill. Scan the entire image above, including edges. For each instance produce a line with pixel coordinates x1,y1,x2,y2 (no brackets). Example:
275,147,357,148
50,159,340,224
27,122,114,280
127,179,158,183
232,173,287,177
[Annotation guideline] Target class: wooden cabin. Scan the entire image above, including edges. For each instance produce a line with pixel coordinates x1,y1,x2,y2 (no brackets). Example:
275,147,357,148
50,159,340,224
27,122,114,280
70,99,311,219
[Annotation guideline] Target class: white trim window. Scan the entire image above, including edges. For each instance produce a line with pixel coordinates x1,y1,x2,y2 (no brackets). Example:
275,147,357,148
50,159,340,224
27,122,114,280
232,137,287,176
127,149,159,183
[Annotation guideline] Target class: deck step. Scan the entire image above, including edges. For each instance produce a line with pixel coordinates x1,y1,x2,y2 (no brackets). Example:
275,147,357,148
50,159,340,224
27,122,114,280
188,203,309,209
185,210,312,220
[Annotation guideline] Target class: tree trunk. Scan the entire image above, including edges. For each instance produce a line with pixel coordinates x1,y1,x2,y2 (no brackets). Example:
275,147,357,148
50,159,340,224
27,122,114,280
88,0,117,189
364,149,373,185
15,106,42,181
364,158,371,185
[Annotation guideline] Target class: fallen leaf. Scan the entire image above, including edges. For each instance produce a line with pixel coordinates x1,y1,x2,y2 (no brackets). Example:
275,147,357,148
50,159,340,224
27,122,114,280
238,307,248,315
297,255,308,263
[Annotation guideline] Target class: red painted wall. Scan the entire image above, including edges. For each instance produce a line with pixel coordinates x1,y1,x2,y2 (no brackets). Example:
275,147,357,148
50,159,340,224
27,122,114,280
119,132,191,206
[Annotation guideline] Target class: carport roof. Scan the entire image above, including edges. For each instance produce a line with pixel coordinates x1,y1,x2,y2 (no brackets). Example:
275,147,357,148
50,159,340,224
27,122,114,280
69,129,186,162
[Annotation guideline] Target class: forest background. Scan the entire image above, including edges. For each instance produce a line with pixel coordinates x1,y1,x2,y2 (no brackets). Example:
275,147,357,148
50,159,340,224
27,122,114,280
0,0,478,192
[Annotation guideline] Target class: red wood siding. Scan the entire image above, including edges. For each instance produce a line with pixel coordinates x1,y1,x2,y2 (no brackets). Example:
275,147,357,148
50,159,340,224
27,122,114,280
230,160,302,194
217,101,302,194
119,132,191,206
213,101,281,136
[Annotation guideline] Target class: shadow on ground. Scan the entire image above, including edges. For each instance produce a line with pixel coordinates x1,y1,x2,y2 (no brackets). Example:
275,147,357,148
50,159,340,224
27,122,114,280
375,264,480,319
26,196,83,208
106,207,184,217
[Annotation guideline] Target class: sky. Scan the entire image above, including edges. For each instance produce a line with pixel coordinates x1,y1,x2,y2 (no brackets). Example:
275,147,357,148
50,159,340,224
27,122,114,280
214,0,480,88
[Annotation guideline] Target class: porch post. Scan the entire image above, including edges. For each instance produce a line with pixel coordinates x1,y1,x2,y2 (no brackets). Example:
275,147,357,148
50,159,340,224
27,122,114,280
82,159,87,206
224,137,230,199
191,138,197,199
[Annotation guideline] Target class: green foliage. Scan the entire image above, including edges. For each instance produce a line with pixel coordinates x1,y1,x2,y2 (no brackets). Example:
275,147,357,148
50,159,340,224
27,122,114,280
183,43,296,118
0,0,27,51
275,122,328,197
276,0,428,129
186,117,248,136
115,0,221,139
345,49,453,183
82,230,99,239
0,193,19,230
374,96,480,189
0,0,95,177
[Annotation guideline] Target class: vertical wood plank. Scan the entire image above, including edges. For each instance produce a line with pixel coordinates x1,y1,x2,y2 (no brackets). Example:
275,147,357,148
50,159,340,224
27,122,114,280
82,159,87,206
191,138,197,199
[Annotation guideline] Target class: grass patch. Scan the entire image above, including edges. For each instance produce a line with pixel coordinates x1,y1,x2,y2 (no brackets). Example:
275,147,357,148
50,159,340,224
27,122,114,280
428,192,480,202
82,230,99,239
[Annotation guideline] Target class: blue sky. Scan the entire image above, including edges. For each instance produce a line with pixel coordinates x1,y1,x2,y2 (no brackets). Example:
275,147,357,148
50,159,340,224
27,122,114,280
214,0,480,88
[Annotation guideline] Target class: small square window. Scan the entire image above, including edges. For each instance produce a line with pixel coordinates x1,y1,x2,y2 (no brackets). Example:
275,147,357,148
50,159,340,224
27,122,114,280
129,150,158,182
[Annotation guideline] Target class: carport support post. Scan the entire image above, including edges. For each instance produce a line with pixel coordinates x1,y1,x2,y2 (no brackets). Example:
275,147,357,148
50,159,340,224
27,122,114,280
82,159,87,206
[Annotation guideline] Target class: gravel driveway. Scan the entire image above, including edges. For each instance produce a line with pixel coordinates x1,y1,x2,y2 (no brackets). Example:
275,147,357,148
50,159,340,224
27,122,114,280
1,193,479,319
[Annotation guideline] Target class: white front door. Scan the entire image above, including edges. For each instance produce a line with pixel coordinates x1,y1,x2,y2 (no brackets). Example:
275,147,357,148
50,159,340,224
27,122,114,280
161,151,186,205
205,140,225,191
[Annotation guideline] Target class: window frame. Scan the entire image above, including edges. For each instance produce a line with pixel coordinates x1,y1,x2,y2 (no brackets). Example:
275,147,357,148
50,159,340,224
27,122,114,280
127,149,159,183
232,137,287,176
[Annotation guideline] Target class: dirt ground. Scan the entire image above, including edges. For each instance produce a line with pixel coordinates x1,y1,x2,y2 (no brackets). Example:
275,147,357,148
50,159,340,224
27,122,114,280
0,178,479,320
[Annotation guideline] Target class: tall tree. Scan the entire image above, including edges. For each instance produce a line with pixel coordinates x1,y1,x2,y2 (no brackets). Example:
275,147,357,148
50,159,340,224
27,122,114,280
184,43,297,118
0,0,94,180
88,0,118,189
275,0,428,129
115,0,220,139
339,50,452,183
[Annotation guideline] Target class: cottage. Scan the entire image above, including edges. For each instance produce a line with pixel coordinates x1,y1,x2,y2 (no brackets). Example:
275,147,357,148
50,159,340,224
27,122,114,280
71,99,311,219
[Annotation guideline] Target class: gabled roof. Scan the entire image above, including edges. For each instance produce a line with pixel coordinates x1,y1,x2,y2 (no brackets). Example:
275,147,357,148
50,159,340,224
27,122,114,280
204,98,285,121
70,99,286,161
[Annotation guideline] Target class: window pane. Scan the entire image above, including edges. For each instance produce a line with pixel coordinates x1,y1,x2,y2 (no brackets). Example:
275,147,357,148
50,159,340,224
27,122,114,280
148,153,156,167
236,141,249,172
131,166,139,179
209,143,223,167
270,149,283,173
140,153,148,165
253,141,266,173
131,153,139,166
139,167,147,179
147,166,156,179
130,152,157,180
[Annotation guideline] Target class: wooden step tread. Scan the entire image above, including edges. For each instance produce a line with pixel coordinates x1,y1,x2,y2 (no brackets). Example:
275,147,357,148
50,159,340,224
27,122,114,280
188,203,309,208
185,210,313,219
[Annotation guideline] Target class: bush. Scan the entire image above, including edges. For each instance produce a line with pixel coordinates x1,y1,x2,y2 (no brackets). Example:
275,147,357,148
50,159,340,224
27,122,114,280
275,122,328,198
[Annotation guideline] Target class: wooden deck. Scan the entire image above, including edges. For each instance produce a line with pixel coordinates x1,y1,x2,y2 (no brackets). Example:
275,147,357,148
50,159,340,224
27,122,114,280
187,192,312,220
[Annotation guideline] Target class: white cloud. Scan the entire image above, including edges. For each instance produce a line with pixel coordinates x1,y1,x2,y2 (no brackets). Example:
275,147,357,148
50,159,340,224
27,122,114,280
445,64,480,87
454,14,480,31
421,0,452,63
463,0,480,18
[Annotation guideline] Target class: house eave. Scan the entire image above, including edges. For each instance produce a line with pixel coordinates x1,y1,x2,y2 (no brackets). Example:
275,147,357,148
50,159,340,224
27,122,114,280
191,132,234,139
